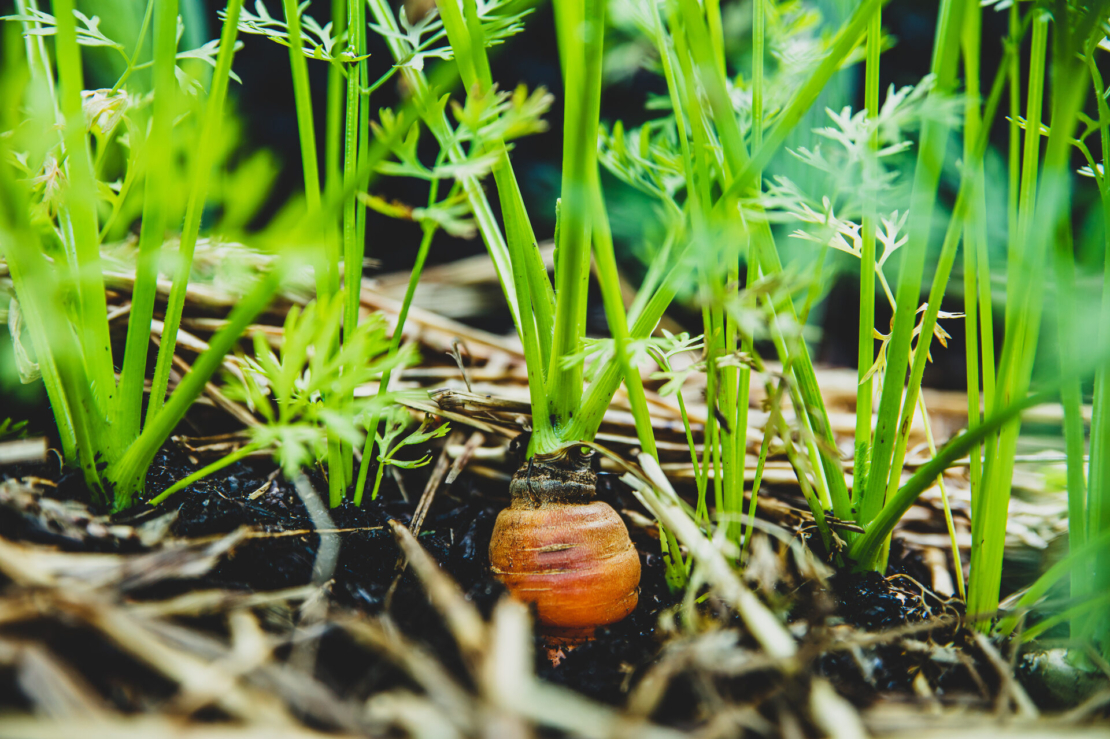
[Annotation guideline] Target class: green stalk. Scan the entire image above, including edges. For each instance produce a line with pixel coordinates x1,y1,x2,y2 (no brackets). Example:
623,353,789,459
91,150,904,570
1,19,73,459
1052,219,1088,624
967,7,1102,628
591,178,686,584
1020,592,1110,644
968,15,1049,623
855,7,880,515
282,0,322,212
333,0,370,500
672,0,854,525
110,267,284,509
1002,3,1021,340
704,0,724,82
325,0,346,190
353,175,444,507
733,0,767,545
590,183,657,460
960,0,984,514
869,0,1012,571
881,178,971,539
429,0,555,449
996,529,1110,638
119,0,177,451
716,0,889,205
53,0,115,443
741,408,774,562
545,0,605,437
0,177,80,465
628,234,673,325
342,57,360,307
14,0,60,115
1085,40,1110,650
147,0,245,424
917,393,966,600
855,0,964,547
852,385,1056,571
107,0,155,94
702,300,723,519
367,435,390,502
665,3,710,215
567,251,687,441
431,0,554,370
347,0,370,339
765,297,834,547
654,350,709,524
718,262,745,543
461,0,493,88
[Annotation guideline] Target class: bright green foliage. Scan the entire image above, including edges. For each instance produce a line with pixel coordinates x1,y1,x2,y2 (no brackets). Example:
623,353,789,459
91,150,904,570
151,291,419,505
0,0,264,510
244,0,548,504
363,409,451,504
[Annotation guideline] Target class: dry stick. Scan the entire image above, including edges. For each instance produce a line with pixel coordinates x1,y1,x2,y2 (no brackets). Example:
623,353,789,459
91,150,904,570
445,431,486,487
410,431,463,537
624,454,798,663
914,393,965,599
288,474,340,677
384,431,464,608
449,338,474,393
402,397,519,439
388,520,488,664
0,438,47,467
971,630,1038,718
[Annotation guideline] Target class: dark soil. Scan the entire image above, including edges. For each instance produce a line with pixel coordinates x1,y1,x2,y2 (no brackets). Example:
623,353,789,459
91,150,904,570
1,442,980,713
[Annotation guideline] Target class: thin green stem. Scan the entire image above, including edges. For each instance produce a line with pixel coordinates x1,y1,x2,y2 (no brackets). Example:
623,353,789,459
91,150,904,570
742,393,775,562
716,0,889,205
148,0,245,425
109,0,155,94
282,0,322,211
110,268,284,509
852,385,1056,571
960,0,985,522
354,177,443,508
116,0,179,450
1052,220,1088,626
567,247,689,442
855,7,880,517
856,0,964,556
0,174,79,463
881,181,968,532
967,5,1103,628
432,0,554,375
1085,39,1110,648
53,0,115,449
546,0,605,435
325,0,346,190
592,178,685,584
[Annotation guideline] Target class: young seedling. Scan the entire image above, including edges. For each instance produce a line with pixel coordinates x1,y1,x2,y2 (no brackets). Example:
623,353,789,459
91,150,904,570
0,0,272,510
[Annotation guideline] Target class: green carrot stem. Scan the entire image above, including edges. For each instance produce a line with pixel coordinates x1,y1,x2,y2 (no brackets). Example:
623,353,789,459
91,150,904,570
109,268,283,509
281,0,322,211
546,0,605,433
53,0,116,446
855,0,963,546
967,7,1101,627
855,8,880,517
148,0,245,425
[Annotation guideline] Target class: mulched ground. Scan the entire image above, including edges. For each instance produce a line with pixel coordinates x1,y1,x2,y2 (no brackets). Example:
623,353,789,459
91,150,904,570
1,439,982,714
